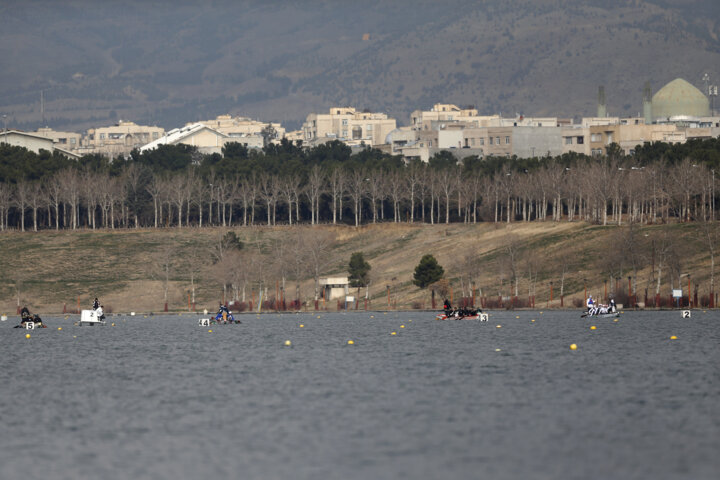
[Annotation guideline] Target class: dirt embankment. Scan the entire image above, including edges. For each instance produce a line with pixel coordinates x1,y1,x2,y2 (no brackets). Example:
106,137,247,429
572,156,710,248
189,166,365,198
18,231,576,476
0,222,714,314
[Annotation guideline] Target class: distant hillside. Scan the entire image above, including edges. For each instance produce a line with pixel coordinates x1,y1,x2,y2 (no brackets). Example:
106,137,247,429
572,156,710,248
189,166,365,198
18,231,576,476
1,0,719,132
0,222,715,314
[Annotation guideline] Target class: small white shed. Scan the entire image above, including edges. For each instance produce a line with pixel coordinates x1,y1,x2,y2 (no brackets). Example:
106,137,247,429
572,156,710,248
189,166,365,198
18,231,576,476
319,276,349,300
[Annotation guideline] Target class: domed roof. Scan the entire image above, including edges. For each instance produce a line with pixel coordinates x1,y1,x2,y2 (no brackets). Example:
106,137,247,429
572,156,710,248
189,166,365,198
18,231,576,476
652,78,709,118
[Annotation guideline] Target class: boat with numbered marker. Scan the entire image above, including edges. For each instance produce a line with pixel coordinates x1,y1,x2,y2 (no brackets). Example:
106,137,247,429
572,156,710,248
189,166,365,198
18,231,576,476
581,299,619,318
75,309,107,326
14,312,46,329
435,309,488,321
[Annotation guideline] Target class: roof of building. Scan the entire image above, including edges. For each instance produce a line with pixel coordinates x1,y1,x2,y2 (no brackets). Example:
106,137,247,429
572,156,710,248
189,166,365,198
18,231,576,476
139,123,226,152
652,78,710,119
2,129,55,143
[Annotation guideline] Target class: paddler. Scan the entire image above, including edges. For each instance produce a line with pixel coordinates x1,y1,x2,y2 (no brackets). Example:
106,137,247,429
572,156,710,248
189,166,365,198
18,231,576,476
586,295,594,312
217,303,230,322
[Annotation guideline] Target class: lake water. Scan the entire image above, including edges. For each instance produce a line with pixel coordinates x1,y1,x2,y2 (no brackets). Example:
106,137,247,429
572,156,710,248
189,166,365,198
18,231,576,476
1,310,718,480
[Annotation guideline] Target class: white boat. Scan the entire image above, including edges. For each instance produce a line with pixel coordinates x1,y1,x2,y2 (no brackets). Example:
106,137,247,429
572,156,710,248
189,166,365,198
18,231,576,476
581,311,620,319
76,309,107,326
435,311,488,321
581,304,620,318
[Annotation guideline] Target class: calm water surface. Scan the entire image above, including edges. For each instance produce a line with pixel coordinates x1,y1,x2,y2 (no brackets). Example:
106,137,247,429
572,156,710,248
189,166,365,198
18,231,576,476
1,310,718,480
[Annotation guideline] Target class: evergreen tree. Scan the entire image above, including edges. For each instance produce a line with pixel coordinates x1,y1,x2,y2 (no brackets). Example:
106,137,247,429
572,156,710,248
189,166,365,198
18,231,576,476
348,252,371,287
412,254,444,288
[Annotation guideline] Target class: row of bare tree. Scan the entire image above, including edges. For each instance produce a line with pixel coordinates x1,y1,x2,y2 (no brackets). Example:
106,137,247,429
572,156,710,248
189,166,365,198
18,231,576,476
442,219,719,309
0,157,716,231
151,228,336,306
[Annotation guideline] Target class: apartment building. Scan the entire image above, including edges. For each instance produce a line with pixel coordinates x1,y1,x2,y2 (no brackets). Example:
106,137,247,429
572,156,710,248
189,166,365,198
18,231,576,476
302,107,397,147
33,127,83,150
561,127,591,156
195,114,285,145
410,103,501,131
398,120,573,162
587,123,686,156
81,120,165,157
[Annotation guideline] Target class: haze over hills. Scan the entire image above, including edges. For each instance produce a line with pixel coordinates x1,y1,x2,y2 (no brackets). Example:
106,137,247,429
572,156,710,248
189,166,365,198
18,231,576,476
1,0,719,133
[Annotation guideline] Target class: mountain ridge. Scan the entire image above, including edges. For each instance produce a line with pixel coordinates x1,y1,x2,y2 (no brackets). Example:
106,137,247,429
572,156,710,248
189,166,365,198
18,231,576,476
1,0,719,132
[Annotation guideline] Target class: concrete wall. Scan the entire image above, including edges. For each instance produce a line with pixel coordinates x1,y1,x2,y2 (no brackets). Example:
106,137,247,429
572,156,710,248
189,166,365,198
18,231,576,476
511,126,564,158
438,129,464,148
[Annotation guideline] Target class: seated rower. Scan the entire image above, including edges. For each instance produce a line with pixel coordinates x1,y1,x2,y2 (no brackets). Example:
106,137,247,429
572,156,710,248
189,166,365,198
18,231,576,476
217,303,230,322
16,308,42,328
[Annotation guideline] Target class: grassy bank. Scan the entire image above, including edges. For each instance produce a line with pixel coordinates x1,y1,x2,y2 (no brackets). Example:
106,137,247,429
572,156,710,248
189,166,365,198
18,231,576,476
0,221,715,314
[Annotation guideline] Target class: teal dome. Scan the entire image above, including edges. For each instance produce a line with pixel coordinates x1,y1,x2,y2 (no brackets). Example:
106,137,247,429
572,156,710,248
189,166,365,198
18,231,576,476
652,78,710,118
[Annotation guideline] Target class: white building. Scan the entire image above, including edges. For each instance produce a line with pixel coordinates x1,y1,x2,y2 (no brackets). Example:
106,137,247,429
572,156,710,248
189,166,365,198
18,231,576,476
0,130,80,158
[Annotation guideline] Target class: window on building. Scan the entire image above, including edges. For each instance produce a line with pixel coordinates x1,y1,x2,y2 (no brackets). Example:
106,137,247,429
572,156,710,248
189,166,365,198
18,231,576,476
505,136,510,144
352,126,362,140
342,119,348,126
565,137,573,145
100,133,106,140
591,133,601,142
576,136,584,144
480,138,484,145
58,138,67,144
429,140,433,147
495,137,500,145
342,130,348,138
471,138,476,146
153,132,159,139
70,138,76,144
366,124,373,131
